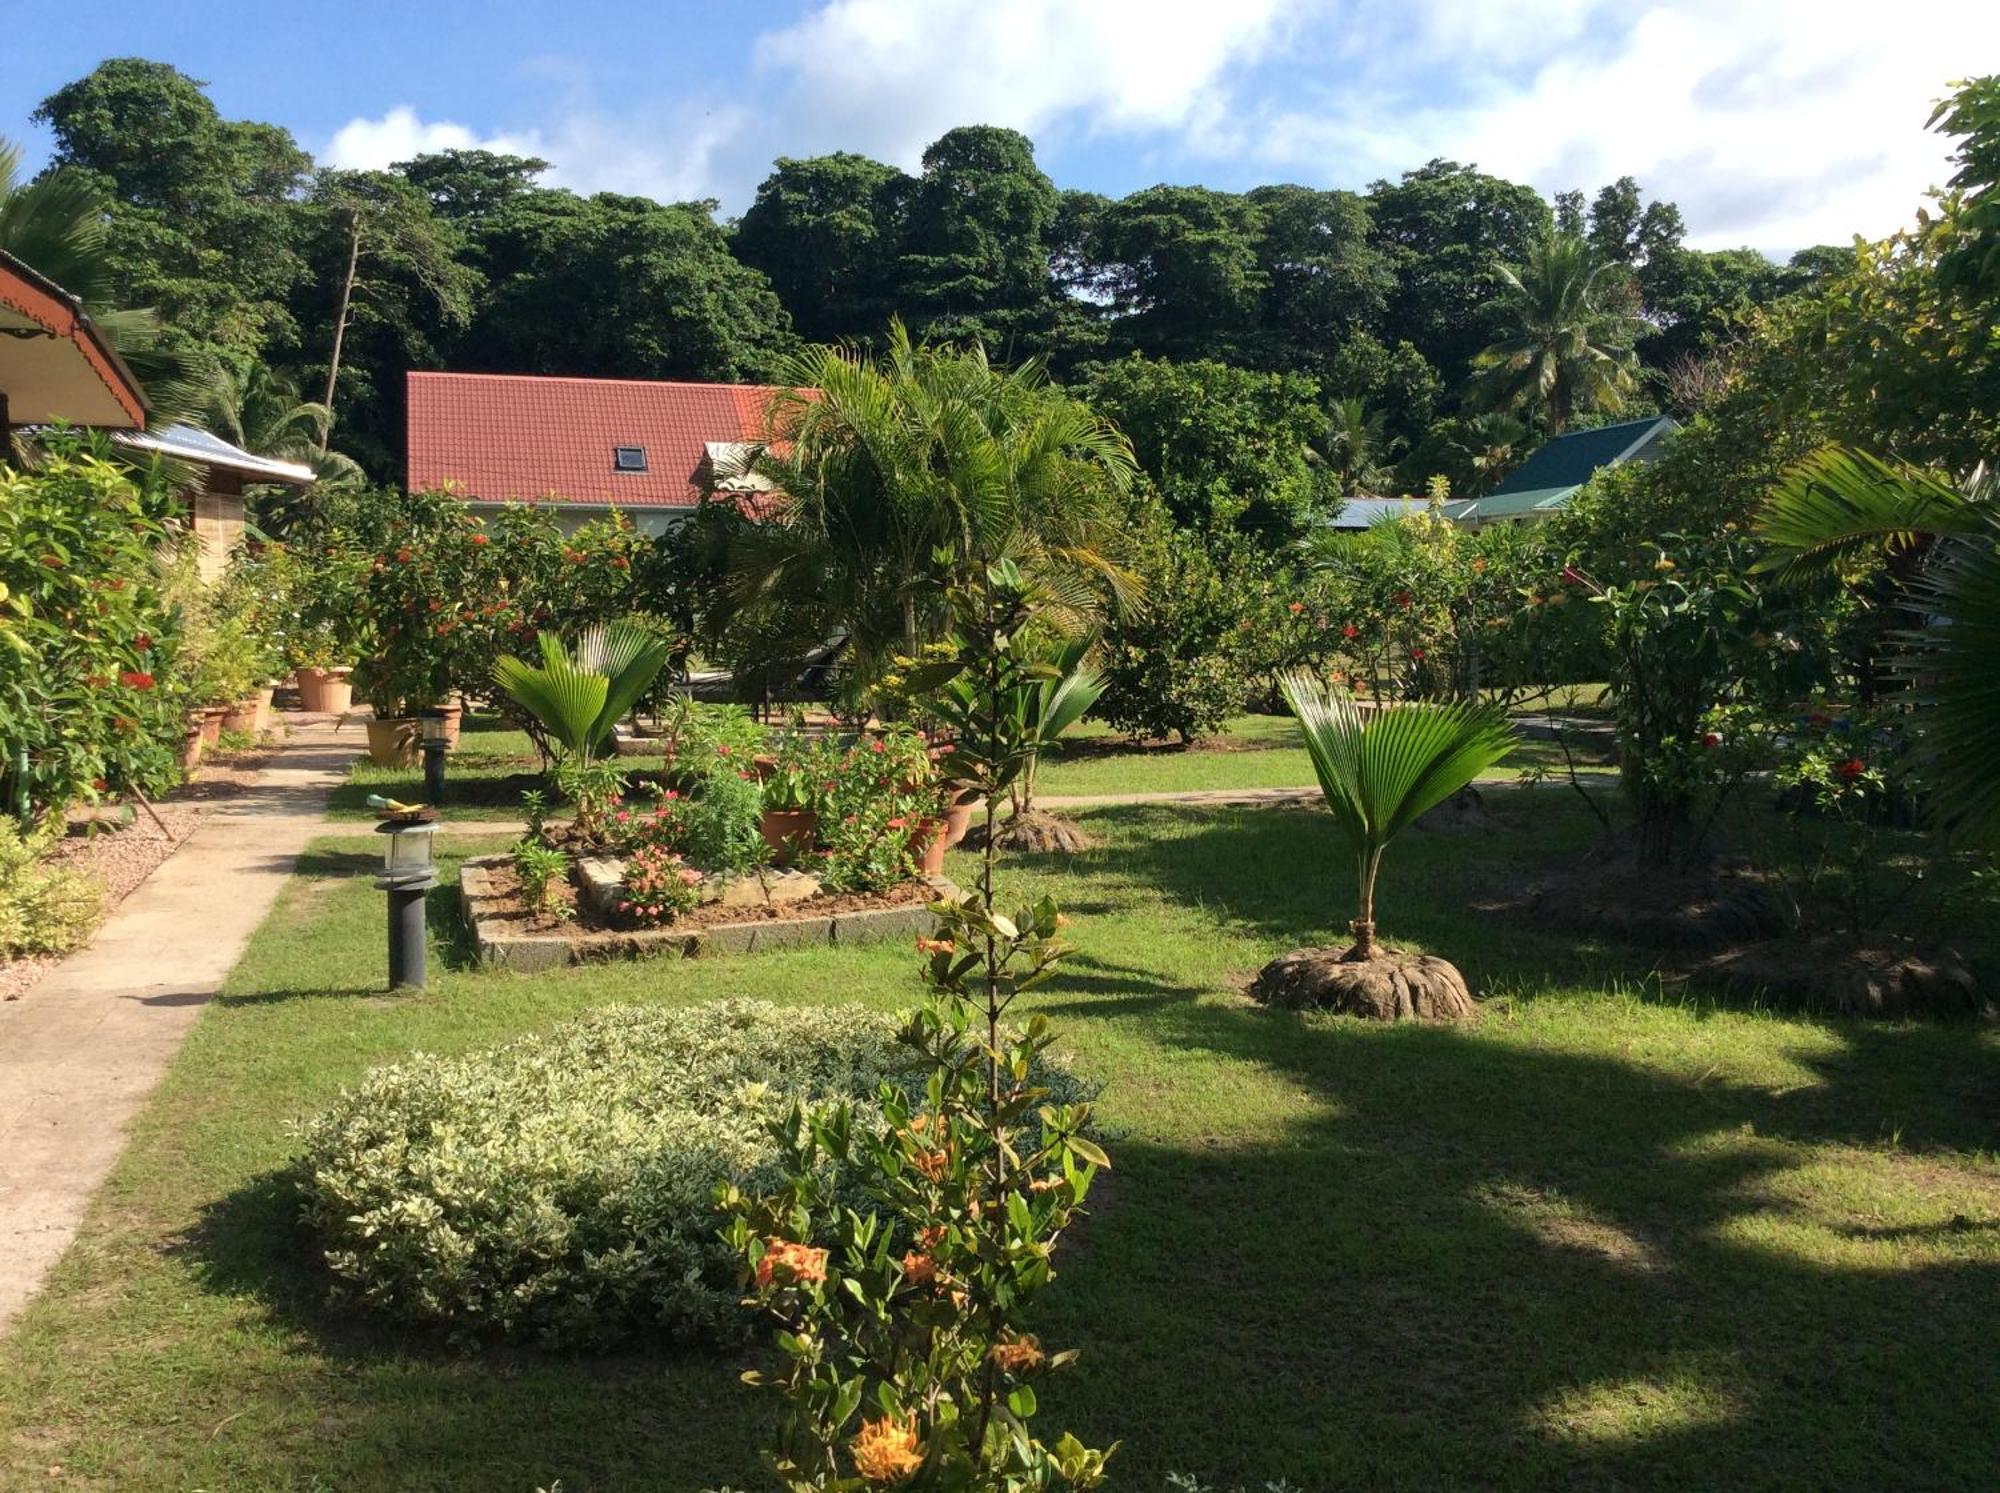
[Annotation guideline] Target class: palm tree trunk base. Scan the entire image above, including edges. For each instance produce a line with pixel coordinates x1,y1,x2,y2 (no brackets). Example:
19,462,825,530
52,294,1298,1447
1249,943,1475,1021
964,808,1097,855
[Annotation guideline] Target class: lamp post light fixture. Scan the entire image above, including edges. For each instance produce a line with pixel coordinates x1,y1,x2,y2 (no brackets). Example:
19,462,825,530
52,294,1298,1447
374,814,440,989
419,707,450,806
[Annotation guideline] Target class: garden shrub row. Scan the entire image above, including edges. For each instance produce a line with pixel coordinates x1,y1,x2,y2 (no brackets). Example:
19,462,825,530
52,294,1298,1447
295,999,1091,1349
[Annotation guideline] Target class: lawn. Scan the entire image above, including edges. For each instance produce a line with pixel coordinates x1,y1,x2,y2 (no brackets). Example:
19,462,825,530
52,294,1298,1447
3,793,1995,1490
330,712,1613,817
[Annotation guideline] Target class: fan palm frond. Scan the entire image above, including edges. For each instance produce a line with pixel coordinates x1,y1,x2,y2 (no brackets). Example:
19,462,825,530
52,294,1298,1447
1899,511,2000,843
1282,670,1515,949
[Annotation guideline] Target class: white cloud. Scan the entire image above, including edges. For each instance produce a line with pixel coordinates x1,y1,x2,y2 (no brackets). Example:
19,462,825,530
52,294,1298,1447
319,0,1997,251
324,106,543,172
1226,0,2000,252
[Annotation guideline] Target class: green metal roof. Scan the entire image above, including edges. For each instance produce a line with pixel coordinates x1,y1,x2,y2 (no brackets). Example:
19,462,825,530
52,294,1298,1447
1486,416,1677,499
1457,487,1575,520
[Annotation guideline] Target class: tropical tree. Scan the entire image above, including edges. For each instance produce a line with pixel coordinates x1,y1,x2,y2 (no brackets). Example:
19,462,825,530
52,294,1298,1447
937,630,1104,850
1470,230,1640,432
713,320,1138,688
1756,445,2000,842
1317,395,1403,495
1250,671,1513,1019
202,361,364,481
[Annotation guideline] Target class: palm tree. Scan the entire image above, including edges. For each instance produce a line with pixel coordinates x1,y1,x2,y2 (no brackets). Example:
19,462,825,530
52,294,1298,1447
715,319,1139,687
0,137,210,424
1283,672,1516,956
200,361,364,531
493,621,672,770
1756,445,2000,842
1470,232,1639,432
1317,396,1401,495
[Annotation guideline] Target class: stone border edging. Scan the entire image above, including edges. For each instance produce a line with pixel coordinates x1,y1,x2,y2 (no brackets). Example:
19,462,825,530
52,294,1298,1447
459,856,957,971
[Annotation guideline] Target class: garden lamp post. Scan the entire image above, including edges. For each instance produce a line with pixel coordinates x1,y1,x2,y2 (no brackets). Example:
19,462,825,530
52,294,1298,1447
374,814,439,989
419,708,449,805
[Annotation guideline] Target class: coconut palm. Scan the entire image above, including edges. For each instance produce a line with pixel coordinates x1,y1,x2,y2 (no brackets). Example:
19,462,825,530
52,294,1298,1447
1282,671,1516,957
713,319,1139,688
0,137,211,424
1470,232,1640,433
200,361,365,533
1757,444,2000,841
1317,396,1401,495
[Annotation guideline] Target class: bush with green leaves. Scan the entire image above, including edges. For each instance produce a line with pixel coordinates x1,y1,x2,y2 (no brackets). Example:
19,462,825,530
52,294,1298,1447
295,1000,1088,1349
668,768,769,875
1096,528,1244,743
0,821,101,957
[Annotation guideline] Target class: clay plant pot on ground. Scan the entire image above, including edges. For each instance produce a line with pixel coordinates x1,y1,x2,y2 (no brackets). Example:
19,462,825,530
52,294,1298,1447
365,717,420,767
250,685,275,733
759,807,819,864
436,695,463,748
181,717,205,774
220,697,261,735
909,818,950,877
320,667,355,715
293,666,328,711
198,705,226,749
941,791,980,849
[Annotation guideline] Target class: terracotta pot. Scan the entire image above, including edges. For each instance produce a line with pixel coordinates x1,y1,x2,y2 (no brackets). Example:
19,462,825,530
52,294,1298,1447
294,666,328,711
438,696,463,748
198,705,226,749
760,806,818,863
366,716,420,767
220,697,260,735
250,685,275,733
941,794,980,849
321,667,355,716
752,753,779,783
181,719,205,773
909,817,949,877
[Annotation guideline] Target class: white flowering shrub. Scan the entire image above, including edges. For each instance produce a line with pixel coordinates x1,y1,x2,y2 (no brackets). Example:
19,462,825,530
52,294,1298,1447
296,999,1087,1350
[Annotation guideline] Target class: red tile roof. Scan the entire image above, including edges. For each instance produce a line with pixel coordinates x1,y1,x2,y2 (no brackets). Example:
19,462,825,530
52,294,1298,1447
406,371,792,509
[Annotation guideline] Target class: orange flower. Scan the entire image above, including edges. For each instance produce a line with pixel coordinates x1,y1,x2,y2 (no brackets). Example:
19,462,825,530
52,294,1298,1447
913,1149,951,1183
988,1333,1046,1373
850,1414,923,1483
915,937,953,955
900,1250,937,1287
753,1238,828,1289
916,1224,947,1251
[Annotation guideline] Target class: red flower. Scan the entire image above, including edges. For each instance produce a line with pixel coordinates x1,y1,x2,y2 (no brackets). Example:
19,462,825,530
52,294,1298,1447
610,555,631,570
91,777,108,792
1561,566,1585,586
1409,647,1426,662
870,739,886,754
1394,590,1413,609
133,633,152,650
395,548,413,564
118,670,155,690
1837,758,1866,781
1287,601,1305,614
1702,732,1722,748
469,533,490,547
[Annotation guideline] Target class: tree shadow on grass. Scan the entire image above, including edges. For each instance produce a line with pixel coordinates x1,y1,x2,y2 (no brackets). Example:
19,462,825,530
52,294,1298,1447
1032,1001,2000,1490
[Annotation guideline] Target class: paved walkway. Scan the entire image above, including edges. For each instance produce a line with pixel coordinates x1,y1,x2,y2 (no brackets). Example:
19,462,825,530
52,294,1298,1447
0,721,357,1336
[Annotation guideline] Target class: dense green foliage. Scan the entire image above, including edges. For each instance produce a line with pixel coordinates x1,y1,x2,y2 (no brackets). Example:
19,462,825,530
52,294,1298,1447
9,57,1849,502
298,1000,1081,1349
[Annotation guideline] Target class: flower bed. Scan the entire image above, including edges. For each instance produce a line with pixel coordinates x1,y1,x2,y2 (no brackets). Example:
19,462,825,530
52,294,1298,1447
459,854,956,971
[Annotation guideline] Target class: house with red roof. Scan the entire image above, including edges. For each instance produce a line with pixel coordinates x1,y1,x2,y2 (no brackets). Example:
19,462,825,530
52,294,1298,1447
405,371,790,535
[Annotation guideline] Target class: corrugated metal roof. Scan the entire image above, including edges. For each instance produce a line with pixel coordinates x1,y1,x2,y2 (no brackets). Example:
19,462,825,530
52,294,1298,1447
1328,496,1433,528
114,422,315,484
407,371,794,508
1486,416,1677,498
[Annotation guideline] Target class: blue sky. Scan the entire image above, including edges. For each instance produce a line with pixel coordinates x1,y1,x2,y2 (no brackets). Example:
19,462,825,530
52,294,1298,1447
5,1,1990,254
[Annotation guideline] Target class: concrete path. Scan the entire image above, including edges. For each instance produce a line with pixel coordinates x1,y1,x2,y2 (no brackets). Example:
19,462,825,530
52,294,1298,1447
0,721,357,1336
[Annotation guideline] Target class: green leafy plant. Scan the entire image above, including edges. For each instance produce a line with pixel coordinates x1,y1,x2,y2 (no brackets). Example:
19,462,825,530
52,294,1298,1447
493,621,672,766
670,769,769,876
294,1001,1095,1350
0,820,102,957
510,838,570,919
1281,670,1514,954
724,560,1112,1492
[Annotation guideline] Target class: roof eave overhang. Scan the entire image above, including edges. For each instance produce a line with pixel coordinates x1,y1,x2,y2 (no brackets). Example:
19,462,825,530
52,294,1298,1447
0,252,148,429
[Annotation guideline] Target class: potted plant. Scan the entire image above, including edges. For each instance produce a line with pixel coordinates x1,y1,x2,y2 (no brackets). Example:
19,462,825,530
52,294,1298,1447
758,730,833,863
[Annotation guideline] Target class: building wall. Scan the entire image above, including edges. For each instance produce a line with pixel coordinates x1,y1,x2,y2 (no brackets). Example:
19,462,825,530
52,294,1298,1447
190,471,245,580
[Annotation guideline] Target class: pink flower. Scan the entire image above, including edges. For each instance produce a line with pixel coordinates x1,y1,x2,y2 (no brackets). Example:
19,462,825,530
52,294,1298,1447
870,739,887,754
717,744,731,757
615,810,631,824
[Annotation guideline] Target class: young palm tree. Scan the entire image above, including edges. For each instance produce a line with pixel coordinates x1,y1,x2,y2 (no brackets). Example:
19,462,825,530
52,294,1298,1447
713,320,1139,688
200,361,364,532
1470,232,1639,433
1757,444,2000,842
1283,671,1516,955
493,621,672,769
1317,396,1401,495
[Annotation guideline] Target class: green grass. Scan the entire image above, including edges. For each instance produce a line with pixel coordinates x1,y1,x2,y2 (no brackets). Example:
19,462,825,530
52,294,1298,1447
3,795,1995,1490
